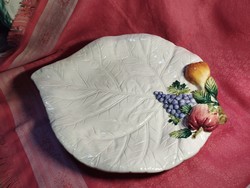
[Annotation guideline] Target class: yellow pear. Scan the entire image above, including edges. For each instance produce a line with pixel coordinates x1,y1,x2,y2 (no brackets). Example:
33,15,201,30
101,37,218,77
184,62,210,89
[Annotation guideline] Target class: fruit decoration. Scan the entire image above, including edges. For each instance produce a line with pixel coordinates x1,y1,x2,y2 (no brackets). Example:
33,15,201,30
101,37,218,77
184,61,210,90
154,62,227,139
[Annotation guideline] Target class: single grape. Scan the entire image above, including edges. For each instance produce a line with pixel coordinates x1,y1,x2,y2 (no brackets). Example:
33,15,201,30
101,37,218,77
163,104,168,109
175,113,180,118
159,97,165,102
188,94,193,99
171,109,176,115
169,104,173,109
166,94,170,99
167,108,171,113
172,99,178,105
170,94,176,99
185,99,191,104
177,110,181,114
179,94,183,98
176,96,182,100
174,104,179,110
180,113,185,118
159,91,163,95
179,99,185,105
168,98,173,103
164,99,169,104
156,95,161,100
153,91,159,95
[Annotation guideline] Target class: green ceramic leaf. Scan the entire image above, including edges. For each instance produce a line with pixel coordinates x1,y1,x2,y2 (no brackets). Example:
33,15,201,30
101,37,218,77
192,90,211,104
167,80,190,95
181,105,192,114
205,77,218,98
169,128,192,138
0,1,12,28
207,103,218,113
168,115,180,125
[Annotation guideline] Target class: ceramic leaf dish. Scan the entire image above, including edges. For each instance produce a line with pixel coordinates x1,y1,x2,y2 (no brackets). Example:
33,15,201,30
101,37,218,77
32,34,226,173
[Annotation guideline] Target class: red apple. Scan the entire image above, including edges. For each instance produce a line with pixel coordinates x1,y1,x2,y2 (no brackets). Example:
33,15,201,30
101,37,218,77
187,104,219,132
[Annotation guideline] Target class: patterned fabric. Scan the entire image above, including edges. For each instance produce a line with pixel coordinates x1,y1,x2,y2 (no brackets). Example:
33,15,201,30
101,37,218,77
0,0,250,187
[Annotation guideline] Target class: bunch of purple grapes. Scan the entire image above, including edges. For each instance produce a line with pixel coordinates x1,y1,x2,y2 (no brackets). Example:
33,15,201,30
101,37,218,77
153,91,197,119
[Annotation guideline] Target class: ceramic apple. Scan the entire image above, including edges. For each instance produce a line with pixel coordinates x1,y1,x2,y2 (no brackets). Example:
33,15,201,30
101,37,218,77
187,104,219,132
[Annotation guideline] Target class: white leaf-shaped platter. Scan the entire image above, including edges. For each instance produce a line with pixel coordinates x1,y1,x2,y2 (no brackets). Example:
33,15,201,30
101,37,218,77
32,34,210,173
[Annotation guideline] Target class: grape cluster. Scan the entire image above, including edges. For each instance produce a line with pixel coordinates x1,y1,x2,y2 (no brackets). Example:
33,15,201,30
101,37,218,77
153,91,196,119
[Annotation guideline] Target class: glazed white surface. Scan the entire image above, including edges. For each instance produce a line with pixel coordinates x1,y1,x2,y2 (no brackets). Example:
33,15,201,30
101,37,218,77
4,0,22,20
32,34,210,172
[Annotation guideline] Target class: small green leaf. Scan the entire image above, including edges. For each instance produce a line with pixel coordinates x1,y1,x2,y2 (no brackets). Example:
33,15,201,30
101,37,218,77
168,115,180,125
205,77,218,98
0,1,12,28
172,80,180,87
169,128,192,138
167,80,191,95
192,90,211,104
181,105,192,114
207,103,218,113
